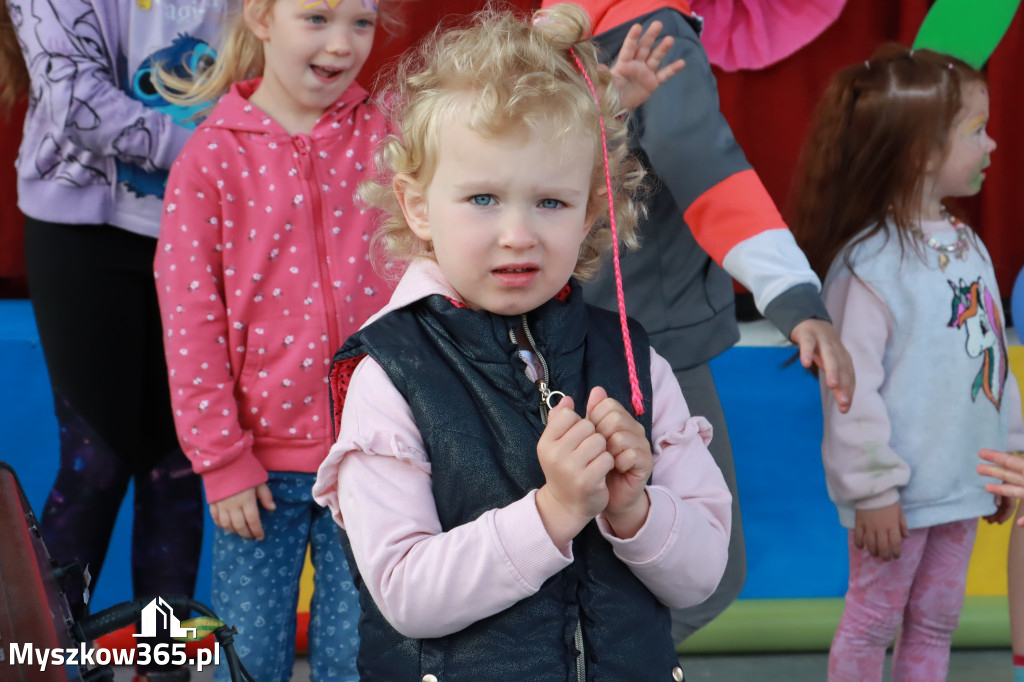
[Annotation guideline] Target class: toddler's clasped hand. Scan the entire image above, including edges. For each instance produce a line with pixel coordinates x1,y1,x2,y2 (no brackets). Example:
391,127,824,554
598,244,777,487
586,386,653,538
536,387,653,548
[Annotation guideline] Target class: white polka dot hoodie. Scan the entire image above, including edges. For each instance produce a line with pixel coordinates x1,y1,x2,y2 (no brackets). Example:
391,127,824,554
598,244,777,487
155,78,391,503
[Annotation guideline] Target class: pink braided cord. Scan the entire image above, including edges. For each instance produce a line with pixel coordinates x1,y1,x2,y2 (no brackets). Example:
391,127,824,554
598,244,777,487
570,48,644,415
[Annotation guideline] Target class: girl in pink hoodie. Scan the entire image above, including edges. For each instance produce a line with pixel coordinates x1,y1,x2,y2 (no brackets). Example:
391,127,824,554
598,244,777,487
154,1,399,679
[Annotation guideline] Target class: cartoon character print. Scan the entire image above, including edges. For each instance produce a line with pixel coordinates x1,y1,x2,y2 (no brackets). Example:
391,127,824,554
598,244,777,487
8,1,216,195
947,276,1008,409
116,35,217,197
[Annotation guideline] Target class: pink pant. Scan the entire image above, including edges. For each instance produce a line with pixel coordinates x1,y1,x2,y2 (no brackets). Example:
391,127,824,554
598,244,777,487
828,518,977,682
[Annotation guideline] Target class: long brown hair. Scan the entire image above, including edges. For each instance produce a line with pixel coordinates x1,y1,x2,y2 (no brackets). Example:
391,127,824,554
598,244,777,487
0,0,29,116
788,45,985,281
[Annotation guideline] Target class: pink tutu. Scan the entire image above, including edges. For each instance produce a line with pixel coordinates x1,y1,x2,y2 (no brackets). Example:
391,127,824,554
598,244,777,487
692,0,848,71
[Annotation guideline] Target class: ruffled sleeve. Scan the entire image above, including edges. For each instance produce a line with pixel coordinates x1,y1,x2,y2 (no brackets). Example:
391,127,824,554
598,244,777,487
691,0,846,71
595,348,732,608
312,356,431,527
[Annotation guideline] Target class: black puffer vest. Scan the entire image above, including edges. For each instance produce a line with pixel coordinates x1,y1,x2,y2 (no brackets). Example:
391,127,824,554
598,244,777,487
331,282,681,681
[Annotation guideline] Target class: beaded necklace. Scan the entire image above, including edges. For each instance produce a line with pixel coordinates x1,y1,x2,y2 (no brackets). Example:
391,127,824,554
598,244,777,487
910,213,970,272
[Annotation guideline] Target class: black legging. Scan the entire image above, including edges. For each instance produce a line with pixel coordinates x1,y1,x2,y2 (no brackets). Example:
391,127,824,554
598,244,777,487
23,217,203,623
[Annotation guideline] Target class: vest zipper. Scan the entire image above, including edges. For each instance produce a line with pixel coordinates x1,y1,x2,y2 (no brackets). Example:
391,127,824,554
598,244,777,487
509,316,584,678
574,619,586,682
509,314,564,424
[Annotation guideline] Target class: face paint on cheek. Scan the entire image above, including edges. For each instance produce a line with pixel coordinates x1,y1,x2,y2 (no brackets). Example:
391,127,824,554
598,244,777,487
971,155,990,189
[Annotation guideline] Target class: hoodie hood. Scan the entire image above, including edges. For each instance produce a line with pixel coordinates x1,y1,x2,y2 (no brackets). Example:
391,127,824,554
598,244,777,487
199,77,372,140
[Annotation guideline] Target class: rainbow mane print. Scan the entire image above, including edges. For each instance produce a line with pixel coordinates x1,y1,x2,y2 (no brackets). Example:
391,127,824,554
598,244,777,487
948,277,1008,408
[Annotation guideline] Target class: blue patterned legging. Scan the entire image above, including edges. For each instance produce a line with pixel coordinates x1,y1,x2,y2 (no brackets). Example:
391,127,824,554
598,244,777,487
211,472,360,682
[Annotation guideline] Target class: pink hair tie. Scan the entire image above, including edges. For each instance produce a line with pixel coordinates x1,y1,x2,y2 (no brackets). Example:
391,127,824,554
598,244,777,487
569,48,644,416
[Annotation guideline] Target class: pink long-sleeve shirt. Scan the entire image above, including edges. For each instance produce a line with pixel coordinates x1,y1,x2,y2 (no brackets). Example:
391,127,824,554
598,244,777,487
312,258,732,639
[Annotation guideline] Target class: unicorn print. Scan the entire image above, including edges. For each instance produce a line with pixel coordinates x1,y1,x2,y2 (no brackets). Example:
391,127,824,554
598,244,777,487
947,276,1007,409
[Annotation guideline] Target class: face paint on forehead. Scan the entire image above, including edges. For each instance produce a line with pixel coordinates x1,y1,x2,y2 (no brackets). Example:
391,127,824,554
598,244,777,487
302,0,378,10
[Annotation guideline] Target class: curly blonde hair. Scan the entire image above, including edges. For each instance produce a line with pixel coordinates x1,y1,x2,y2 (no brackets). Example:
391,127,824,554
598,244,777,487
155,0,403,113
362,2,645,281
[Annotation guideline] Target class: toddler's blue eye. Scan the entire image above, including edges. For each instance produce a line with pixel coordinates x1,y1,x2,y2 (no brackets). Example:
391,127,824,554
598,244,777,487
470,195,495,206
539,198,563,209
309,14,327,25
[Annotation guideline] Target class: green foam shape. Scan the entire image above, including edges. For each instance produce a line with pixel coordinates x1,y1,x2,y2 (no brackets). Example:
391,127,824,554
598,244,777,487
677,596,1010,654
913,0,1021,68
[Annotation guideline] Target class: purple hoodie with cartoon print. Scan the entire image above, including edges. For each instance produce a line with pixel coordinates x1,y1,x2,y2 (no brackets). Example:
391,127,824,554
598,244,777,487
6,0,228,237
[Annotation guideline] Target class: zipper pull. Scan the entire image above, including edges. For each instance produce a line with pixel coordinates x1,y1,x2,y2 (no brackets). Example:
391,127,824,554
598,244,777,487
538,381,566,411
537,381,566,424
512,321,564,423
294,135,313,179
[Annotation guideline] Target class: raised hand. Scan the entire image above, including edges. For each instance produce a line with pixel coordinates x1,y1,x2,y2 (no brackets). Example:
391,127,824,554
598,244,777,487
586,386,653,538
609,20,686,110
536,396,615,548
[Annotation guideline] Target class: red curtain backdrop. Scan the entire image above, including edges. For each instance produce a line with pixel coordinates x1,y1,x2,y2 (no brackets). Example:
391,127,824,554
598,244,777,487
2,1,1023,297
0,99,25,294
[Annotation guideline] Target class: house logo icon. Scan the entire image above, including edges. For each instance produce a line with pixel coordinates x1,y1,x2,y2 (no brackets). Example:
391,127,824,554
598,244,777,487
134,597,197,639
